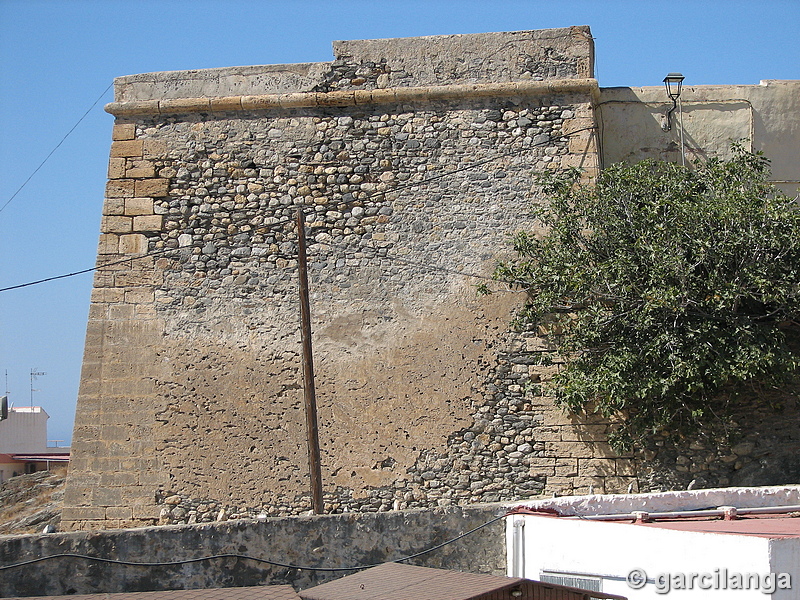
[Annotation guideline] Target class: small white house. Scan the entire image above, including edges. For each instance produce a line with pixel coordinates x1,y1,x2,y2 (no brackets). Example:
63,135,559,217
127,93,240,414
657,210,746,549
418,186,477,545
506,486,800,599
0,405,50,454
0,404,69,483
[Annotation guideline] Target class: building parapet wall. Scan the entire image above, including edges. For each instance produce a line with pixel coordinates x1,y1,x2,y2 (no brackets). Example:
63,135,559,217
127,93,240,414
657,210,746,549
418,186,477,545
111,27,594,103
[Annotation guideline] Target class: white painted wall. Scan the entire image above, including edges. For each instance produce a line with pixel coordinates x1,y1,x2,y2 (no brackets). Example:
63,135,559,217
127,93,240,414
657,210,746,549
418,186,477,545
508,485,800,515
0,407,49,453
507,514,795,599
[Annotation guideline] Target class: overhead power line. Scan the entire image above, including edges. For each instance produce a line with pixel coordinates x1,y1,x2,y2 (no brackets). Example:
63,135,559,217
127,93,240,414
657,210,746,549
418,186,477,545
0,82,114,216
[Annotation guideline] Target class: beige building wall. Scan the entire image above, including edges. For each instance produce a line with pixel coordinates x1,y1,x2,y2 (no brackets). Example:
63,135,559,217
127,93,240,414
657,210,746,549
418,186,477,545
598,79,800,195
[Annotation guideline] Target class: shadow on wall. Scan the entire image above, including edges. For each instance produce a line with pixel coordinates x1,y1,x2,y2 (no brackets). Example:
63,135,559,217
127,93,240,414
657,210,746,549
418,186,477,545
598,87,753,167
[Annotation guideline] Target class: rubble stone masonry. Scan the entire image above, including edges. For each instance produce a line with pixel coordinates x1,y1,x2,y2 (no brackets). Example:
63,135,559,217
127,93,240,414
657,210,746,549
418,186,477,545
62,27,800,530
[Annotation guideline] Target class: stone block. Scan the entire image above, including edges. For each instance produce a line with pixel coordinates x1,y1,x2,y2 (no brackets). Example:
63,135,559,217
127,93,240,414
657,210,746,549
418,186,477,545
124,197,154,215
531,427,561,442
91,288,125,303
97,233,119,254
100,471,139,487
135,304,158,318
135,178,170,197
544,476,576,493
571,475,607,493
592,441,628,458
559,153,595,170
563,116,595,134
126,160,156,178
133,215,163,231
569,135,597,154
560,423,609,442
550,440,595,458
139,471,167,487
112,123,136,141
60,506,107,521
142,139,168,158
119,233,147,254
316,90,354,107
87,304,107,320
125,287,155,304
105,506,133,520
108,304,135,320
615,458,637,476
577,457,616,477
554,458,578,477
108,157,126,179
114,269,164,287
161,97,210,113
101,216,132,233
110,139,143,158
105,179,135,198
103,196,125,216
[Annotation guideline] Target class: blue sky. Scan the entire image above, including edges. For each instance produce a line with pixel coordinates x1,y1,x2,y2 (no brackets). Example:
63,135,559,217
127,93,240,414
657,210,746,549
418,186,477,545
1,0,798,445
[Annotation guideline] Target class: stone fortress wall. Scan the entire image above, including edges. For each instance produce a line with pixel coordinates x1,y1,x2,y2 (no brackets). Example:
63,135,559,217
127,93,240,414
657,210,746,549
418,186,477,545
62,27,800,530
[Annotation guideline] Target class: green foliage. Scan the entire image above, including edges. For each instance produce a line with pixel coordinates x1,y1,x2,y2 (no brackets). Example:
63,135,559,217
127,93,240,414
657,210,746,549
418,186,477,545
496,148,800,451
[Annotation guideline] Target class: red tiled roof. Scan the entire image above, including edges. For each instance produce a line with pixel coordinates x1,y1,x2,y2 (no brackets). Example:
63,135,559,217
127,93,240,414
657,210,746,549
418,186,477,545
19,585,301,600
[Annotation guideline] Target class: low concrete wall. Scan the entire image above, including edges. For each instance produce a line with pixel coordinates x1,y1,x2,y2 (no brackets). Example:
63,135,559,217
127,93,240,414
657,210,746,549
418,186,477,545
0,504,506,597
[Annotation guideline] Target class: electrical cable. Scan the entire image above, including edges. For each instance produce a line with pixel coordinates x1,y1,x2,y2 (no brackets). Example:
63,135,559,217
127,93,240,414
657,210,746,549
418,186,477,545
0,513,507,572
0,125,596,294
0,83,114,216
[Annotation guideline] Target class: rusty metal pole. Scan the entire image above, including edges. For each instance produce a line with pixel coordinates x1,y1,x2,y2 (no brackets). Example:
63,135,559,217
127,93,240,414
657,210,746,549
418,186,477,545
296,208,324,513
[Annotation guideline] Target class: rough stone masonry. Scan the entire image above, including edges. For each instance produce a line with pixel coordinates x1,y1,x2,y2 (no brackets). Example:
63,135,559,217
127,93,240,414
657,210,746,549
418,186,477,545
63,27,796,531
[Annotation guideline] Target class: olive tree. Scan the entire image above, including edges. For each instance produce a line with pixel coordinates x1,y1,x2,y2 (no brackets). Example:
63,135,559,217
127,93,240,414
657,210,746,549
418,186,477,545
495,148,800,450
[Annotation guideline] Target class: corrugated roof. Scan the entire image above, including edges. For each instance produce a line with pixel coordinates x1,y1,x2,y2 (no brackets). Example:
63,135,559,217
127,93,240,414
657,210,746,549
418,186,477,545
630,513,800,539
298,562,627,600
18,585,301,600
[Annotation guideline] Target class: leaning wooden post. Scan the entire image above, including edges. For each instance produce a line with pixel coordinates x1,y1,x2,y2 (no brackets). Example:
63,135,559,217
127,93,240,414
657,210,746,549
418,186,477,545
296,208,324,513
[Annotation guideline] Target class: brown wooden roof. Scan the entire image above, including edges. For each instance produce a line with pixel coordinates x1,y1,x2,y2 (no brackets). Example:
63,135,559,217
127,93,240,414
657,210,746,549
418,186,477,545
19,585,301,600
298,563,627,600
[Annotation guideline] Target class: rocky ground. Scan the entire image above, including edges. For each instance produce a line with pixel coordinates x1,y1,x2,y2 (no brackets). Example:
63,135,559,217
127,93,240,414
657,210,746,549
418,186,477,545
0,470,65,535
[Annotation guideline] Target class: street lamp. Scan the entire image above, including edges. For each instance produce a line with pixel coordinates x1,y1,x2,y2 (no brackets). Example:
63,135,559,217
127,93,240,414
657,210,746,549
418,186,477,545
662,72,685,131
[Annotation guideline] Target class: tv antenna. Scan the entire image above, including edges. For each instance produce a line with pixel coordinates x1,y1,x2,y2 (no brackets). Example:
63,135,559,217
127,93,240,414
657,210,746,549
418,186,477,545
30,369,46,407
